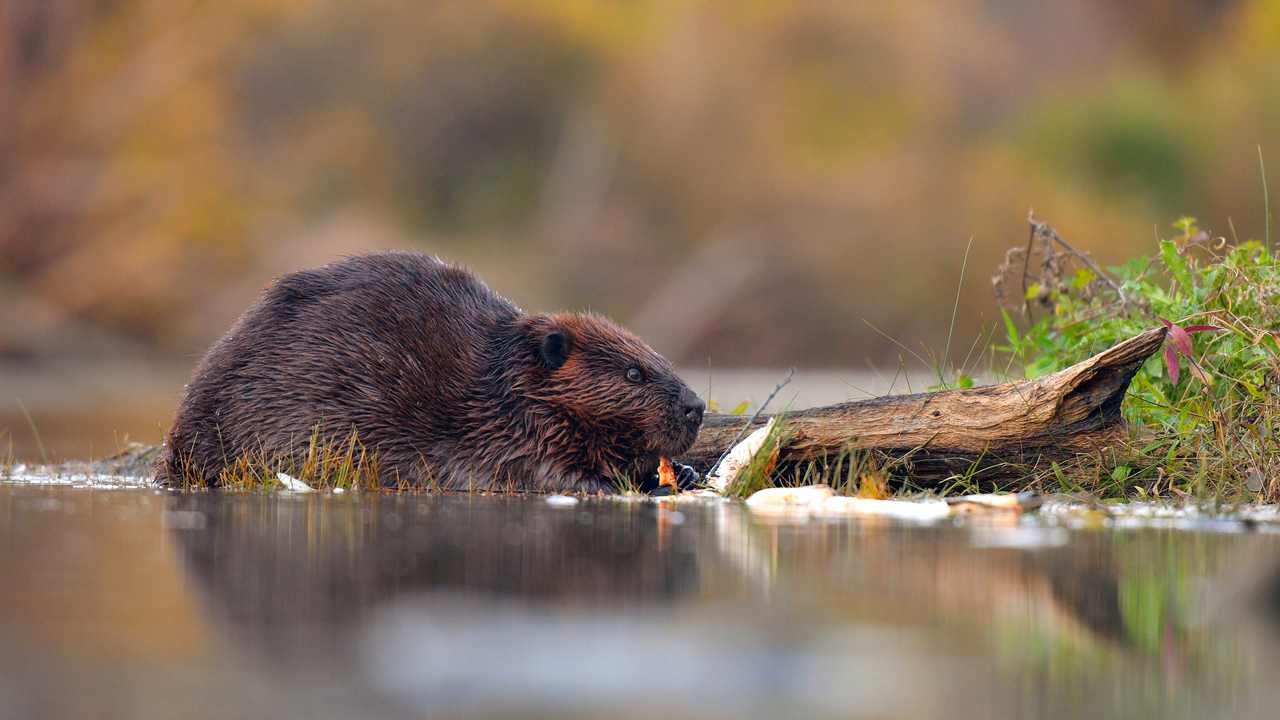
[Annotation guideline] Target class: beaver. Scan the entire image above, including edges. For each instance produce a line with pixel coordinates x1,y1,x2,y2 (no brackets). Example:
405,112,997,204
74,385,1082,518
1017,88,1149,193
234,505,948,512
156,252,705,492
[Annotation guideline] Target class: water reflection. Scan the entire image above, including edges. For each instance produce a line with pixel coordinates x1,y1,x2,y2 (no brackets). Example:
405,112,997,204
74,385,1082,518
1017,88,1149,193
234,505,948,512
2,484,1279,719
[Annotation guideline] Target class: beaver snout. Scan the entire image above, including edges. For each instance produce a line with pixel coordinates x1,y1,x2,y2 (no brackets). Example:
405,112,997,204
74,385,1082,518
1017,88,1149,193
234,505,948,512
679,387,706,429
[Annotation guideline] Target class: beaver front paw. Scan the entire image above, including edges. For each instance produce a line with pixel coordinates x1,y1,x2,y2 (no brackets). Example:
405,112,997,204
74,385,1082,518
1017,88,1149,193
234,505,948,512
649,462,701,496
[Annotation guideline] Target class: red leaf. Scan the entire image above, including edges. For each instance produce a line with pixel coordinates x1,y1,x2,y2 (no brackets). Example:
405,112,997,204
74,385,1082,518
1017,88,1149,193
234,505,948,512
1163,344,1180,385
1183,324,1220,334
1159,317,1195,357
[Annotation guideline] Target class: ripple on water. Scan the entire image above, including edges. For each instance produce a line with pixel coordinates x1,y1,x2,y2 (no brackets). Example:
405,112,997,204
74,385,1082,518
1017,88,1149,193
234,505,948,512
2,466,152,490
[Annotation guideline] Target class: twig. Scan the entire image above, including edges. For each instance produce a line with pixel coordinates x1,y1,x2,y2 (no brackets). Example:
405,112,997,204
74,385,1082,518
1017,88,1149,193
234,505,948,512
710,367,796,474
1020,211,1036,317
1027,211,1130,307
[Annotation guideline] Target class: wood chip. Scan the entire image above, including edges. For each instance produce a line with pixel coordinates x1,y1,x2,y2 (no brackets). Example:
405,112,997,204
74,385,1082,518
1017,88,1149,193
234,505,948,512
658,456,678,490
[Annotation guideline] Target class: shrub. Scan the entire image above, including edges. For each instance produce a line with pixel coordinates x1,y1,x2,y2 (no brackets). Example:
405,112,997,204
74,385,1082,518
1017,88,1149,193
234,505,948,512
994,217,1280,500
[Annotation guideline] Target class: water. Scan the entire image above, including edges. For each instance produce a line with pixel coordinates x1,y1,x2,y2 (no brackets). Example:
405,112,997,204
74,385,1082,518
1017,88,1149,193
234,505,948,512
2,477,1279,719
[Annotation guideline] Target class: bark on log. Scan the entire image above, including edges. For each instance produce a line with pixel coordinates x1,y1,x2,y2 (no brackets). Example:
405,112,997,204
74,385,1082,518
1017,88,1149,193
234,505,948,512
681,327,1168,486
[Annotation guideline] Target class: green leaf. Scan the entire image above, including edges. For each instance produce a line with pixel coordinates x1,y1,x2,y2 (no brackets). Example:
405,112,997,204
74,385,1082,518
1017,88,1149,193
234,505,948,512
729,400,751,416
1025,357,1056,379
1160,239,1193,293
1000,308,1020,348
1024,282,1043,300
1071,267,1096,289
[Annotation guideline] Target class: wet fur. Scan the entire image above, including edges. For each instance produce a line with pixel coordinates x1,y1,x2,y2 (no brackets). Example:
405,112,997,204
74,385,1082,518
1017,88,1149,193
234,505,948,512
156,252,702,491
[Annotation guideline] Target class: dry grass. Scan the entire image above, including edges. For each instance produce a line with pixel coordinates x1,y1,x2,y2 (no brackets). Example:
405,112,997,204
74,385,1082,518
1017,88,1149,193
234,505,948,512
176,426,383,492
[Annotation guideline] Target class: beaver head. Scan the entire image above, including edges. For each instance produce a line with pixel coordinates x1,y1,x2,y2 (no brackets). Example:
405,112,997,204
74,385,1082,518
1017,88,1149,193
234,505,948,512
509,312,705,480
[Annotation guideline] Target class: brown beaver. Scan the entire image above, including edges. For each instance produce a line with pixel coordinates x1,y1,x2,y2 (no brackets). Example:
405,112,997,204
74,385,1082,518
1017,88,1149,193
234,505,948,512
156,252,705,491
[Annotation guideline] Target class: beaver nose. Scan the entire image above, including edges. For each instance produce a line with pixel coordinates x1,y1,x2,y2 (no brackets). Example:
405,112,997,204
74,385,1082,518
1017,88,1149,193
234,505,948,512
680,390,705,426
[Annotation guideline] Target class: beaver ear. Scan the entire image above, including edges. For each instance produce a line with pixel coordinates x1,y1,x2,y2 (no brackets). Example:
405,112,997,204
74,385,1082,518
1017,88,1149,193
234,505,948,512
539,330,573,370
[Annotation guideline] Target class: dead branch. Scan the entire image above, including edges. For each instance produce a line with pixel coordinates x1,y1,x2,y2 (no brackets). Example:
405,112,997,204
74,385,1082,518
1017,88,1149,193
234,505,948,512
681,327,1168,487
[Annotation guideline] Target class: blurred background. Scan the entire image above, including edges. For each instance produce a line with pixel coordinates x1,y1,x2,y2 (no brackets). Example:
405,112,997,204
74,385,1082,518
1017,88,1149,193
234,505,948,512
2,0,1278,461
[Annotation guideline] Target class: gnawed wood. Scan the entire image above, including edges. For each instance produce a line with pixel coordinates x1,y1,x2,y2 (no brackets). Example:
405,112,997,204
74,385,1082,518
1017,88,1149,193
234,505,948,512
680,327,1168,486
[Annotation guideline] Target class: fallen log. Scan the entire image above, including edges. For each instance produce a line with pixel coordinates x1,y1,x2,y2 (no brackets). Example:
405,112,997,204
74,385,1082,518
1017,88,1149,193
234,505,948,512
681,327,1168,487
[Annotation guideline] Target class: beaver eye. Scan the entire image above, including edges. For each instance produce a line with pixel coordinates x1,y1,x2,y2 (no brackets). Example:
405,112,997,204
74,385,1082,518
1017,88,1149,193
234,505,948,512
625,367,645,384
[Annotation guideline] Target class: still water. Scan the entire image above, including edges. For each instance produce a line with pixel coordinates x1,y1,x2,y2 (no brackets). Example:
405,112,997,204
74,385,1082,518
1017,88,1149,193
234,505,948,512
2,476,1279,719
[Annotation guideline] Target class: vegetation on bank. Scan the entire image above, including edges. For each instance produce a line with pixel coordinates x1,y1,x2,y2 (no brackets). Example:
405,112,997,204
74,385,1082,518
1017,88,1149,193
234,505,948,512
719,215,1279,504
995,216,1278,501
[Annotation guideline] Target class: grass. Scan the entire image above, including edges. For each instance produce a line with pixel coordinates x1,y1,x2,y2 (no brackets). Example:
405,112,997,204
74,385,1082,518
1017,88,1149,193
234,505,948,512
718,417,901,501
939,235,976,388
1,430,13,478
608,468,645,496
17,401,48,466
799,447,894,499
177,426,384,492
1260,145,1271,252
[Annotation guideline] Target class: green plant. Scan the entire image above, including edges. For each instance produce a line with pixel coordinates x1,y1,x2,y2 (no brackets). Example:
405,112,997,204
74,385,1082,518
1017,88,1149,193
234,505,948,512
996,217,1280,500
722,416,791,499
608,467,644,496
